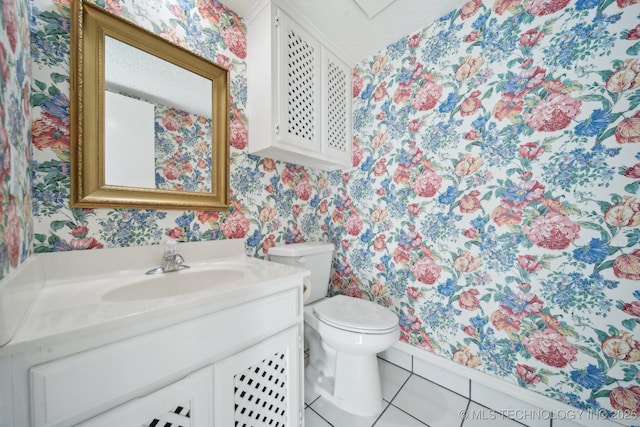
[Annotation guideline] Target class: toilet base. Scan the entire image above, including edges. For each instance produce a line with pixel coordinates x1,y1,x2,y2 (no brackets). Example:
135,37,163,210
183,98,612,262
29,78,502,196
306,353,384,417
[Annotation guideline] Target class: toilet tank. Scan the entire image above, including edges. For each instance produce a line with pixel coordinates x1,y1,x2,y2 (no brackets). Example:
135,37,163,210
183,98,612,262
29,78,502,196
268,242,335,304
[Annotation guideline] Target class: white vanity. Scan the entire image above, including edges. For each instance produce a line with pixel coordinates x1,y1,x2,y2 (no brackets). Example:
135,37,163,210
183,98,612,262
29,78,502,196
0,240,306,427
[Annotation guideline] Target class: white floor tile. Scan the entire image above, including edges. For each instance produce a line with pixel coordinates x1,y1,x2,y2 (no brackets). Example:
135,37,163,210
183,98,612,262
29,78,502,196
303,350,582,427
305,407,333,427
392,375,468,427
374,405,428,426
310,395,386,427
378,347,413,371
379,359,411,402
462,402,527,427
305,380,321,405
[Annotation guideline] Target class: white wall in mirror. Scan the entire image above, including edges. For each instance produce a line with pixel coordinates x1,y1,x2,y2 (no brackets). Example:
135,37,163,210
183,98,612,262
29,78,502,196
104,36,212,118
104,91,155,188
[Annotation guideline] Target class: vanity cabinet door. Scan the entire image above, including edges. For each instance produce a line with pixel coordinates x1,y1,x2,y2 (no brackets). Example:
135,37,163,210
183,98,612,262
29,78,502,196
276,8,322,152
78,366,213,427
214,326,303,427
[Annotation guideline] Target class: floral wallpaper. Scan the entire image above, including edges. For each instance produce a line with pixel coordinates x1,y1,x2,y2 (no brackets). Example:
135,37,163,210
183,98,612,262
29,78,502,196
30,0,330,254
0,0,32,281
154,103,212,192
337,0,640,421
22,0,640,421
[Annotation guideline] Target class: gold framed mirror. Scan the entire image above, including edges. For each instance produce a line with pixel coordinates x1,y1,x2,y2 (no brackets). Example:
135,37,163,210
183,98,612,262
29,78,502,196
71,1,230,210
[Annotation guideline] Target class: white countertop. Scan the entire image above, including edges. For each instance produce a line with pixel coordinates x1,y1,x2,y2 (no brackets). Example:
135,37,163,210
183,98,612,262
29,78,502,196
0,240,308,355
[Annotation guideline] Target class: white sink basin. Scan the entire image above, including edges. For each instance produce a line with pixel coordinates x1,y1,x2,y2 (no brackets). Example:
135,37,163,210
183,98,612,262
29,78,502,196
102,267,245,302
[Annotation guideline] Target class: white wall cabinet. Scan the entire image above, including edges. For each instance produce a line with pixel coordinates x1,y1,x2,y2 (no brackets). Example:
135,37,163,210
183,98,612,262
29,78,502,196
247,2,353,170
2,286,303,427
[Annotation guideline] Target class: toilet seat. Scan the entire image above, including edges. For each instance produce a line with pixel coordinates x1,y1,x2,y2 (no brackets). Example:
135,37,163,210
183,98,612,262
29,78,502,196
313,295,398,334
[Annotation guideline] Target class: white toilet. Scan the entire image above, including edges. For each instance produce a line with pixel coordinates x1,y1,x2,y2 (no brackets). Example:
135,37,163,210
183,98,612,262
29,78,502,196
268,242,399,416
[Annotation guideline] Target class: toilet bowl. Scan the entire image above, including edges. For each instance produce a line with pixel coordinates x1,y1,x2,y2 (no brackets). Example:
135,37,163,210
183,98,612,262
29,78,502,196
268,242,399,417
305,295,399,416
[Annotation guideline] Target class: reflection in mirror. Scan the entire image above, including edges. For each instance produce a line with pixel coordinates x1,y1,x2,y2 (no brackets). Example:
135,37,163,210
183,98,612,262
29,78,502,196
71,0,229,210
104,36,213,192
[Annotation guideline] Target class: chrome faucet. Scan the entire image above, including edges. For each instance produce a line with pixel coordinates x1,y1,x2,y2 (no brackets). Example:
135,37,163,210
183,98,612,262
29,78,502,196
146,238,190,275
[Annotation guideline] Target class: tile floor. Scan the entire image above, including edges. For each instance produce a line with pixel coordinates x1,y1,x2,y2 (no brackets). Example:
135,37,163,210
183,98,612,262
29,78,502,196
304,358,528,427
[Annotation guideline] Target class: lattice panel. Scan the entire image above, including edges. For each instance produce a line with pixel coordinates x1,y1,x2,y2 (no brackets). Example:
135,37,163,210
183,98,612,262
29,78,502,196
145,402,191,427
286,29,316,143
327,60,348,153
233,352,288,427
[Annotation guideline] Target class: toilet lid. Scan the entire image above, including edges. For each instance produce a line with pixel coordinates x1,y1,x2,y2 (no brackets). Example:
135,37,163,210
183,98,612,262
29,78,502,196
313,295,399,334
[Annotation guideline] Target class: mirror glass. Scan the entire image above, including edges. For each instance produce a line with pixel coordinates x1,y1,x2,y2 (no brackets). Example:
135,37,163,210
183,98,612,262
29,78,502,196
104,36,213,192
71,1,230,210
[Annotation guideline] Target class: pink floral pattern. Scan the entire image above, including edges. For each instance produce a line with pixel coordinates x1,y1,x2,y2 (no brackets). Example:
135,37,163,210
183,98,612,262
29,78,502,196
410,256,442,285
221,210,250,239
154,104,212,192
524,92,582,132
523,0,571,16
523,211,581,250
411,168,442,198
522,329,578,368
411,81,443,111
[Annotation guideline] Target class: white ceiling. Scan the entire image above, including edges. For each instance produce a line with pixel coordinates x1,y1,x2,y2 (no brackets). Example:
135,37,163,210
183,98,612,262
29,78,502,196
220,0,469,65
352,0,396,18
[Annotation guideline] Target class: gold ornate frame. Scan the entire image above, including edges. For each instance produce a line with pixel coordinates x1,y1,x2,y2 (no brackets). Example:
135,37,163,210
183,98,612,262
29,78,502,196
70,1,230,210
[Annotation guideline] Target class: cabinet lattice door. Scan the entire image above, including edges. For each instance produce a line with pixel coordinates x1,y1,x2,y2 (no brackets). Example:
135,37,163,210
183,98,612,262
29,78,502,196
278,12,321,151
323,50,352,164
233,351,288,425
214,327,302,427
146,403,191,427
